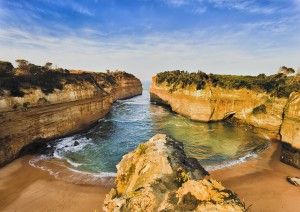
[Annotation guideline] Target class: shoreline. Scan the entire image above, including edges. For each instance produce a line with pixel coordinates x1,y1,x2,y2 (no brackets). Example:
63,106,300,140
1,141,299,211
0,155,112,212
211,140,300,211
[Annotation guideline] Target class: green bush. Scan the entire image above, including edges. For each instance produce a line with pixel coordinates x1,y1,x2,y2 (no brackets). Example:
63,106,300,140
0,61,14,75
137,144,147,155
252,104,267,115
175,168,190,187
155,70,300,98
0,60,134,97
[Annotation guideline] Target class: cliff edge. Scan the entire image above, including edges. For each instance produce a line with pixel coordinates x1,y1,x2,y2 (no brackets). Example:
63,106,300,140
150,70,300,168
103,134,245,212
0,61,142,167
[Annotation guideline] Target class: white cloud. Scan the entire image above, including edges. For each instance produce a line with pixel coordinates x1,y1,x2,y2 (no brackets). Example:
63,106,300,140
0,0,299,81
1,20,299,81
163,0,189,7
163,0,285,15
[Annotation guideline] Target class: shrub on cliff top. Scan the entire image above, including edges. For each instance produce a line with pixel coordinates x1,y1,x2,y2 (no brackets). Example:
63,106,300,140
156,70,300,98
0,61,14,75
0,60,135,97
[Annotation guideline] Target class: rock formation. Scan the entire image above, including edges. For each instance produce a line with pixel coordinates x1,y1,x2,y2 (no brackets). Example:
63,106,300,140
0,71,142,167
150,76,300,169
280,92,300,168
103,134,245,212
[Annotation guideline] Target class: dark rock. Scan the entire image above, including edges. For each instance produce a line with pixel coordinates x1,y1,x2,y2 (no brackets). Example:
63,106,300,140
73,141,80,146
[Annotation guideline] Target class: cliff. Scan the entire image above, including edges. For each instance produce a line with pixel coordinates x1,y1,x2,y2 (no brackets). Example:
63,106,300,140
150,72,300,168
280,92,300,168
0,65,142,167
103,134,245,212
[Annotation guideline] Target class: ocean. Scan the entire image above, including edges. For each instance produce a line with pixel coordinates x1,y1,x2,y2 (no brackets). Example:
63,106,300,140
30,81,269,184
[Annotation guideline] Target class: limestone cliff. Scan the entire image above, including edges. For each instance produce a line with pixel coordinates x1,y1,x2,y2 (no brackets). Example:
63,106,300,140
0,72,142,167
103,134,245,212
280,92,300,168
150,76,300,168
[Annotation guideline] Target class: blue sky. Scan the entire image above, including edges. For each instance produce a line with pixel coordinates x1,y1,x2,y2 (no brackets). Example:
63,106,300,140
0,0,299,80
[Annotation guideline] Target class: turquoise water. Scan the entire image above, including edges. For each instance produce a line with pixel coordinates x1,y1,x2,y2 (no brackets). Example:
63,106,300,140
30,82,269,181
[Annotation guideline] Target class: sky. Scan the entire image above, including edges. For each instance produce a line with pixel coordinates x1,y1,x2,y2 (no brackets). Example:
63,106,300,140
0,0,299,80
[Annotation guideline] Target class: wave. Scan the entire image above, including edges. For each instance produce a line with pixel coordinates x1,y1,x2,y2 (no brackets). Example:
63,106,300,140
204,152,257,171
29,156,116,185
52,136,93,168
124,101,148,105
205,141,270,171
111,117,146,123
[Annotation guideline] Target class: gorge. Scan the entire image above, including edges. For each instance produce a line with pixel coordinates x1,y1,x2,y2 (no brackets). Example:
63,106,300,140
1,64,300,211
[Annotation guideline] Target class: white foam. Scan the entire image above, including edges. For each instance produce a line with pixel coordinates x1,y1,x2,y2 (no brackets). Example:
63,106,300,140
50,136,95,169
29,155,116,185
54,136,90,155
125,101,148,105
204,152,258,171
111,117,145,123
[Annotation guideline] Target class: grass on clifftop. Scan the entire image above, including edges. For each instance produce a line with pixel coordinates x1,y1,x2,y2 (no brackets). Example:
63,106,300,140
156,70,300,98
0,60,135,97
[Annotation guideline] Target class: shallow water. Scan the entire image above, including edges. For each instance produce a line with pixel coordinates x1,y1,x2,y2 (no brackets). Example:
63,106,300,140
30,82,269,183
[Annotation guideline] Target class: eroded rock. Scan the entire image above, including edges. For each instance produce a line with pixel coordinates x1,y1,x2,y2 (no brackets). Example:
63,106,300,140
150,76,300,169
103,134,245,212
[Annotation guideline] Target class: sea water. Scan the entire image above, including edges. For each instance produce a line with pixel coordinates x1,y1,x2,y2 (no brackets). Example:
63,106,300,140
30,82,269,184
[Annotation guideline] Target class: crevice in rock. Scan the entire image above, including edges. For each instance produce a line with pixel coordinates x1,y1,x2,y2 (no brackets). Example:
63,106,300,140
278,95,292,142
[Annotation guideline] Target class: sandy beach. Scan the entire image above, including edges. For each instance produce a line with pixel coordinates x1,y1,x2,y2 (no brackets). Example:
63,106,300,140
0,140,299,212
211,140,300,212
0,155,112,212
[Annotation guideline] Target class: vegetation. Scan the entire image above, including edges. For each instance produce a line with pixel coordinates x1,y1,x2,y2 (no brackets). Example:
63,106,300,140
277,66,295,75
252,104,267,115
137,144,148,155
0,60,134,97
156,69,300,98
175,168,190,187
0,61,14,76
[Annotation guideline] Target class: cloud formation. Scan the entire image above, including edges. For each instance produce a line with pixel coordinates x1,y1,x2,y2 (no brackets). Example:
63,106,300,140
0,0,299,80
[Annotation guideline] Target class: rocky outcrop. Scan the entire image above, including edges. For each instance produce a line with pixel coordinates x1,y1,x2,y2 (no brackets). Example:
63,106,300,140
280,92,300,168
103,134,245,212
150,77,300,168
0,74,142,167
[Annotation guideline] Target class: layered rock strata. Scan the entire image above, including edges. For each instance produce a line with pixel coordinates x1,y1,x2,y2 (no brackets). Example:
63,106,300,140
150,77,300,168
103,134,245,212
280,92,300,168
0,74,142,167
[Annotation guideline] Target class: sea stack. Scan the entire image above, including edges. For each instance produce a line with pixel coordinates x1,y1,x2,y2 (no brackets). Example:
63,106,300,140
103,134,245,212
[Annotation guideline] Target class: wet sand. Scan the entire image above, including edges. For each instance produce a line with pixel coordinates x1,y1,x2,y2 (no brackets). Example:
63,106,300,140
211,141,300,212
0,141,299,212
0,155,112,212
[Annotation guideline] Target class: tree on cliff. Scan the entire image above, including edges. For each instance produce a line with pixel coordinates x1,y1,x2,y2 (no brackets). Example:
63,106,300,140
15,59,29,73
44,62,52,70
277,66,295,75
27,63,43,75
0,61,14,76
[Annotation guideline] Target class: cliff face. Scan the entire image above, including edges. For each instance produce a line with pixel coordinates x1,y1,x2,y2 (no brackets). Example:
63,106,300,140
0,75,142,167
280,92,300,168
103,134,245,212
150,77,300,168
105,76,143,102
